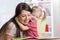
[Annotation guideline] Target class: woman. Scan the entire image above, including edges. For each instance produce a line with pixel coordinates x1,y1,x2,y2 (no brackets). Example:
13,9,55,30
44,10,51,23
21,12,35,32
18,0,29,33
0,3,38,40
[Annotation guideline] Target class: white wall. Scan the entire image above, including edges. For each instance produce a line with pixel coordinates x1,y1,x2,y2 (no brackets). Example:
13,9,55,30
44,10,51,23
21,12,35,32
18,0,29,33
53,0,60,38
0,0,23,28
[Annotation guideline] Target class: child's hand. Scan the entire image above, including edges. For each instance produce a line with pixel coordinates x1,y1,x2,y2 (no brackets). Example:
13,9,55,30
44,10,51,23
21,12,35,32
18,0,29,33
15,17,24,25
15,17,20,24
15,17,29,31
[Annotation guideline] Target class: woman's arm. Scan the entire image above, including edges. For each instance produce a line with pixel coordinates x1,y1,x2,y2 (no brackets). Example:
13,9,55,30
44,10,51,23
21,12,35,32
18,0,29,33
15,17,29,31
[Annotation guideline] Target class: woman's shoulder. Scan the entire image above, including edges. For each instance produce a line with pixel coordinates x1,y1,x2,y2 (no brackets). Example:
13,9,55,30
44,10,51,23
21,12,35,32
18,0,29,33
0,19,17,33
4,19,15,26
0,19,16,30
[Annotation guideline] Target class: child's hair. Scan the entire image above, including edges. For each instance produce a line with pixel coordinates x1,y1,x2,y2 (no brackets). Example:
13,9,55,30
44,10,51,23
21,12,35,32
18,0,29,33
32,6,42,12
32,6,46,21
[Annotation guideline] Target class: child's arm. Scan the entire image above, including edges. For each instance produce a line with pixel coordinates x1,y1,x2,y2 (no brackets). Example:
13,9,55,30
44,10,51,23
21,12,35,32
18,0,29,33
15,17,29,31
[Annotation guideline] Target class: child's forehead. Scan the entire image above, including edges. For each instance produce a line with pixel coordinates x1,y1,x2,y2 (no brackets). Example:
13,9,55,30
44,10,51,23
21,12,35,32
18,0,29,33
33,7,42,12
33,6,42,10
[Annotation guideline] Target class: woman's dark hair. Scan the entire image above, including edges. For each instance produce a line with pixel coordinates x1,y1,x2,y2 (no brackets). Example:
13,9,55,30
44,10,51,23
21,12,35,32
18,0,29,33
13,3,32,29
14,2,32,18
0,3,32,32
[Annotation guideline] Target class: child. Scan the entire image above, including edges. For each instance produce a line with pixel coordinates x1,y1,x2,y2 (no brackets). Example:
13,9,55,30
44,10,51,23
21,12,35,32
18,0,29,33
15,16,38,39
32,6,46,38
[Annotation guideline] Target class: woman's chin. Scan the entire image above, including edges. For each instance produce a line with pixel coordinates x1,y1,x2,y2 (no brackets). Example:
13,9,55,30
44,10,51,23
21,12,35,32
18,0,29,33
23,23,28,25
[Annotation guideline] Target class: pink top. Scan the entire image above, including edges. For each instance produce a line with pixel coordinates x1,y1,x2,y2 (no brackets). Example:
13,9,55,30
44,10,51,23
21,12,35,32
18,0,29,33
23,20,38,38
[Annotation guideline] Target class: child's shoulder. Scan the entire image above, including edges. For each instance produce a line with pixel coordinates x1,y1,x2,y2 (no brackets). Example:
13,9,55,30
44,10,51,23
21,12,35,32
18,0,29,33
30,19,37,23
26,20,37,27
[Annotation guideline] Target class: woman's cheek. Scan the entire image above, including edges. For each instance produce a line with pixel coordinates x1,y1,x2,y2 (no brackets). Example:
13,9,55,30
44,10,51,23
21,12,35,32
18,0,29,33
18,17,24,23
21,17,26,23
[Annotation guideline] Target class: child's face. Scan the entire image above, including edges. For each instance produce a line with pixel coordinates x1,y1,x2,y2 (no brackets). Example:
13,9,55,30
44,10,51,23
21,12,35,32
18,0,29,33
32,8,42,18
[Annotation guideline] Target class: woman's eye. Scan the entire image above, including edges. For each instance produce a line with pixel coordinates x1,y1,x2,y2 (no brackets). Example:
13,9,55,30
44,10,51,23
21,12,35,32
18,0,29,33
21,15,26,17
28,15,30,16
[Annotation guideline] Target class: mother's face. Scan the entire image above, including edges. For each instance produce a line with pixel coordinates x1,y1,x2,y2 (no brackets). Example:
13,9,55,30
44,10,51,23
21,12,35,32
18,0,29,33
17,10,31,25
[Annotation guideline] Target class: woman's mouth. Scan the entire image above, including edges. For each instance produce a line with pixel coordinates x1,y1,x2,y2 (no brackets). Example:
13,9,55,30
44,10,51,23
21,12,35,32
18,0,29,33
24,20,29,24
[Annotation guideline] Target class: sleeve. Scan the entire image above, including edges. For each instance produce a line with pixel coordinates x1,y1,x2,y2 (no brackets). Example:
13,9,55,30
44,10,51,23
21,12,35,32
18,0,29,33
5,22,17,37
27,20,37,28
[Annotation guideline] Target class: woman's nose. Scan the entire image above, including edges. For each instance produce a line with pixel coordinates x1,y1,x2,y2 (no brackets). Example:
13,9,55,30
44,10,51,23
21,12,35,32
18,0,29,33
26,16,29,20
